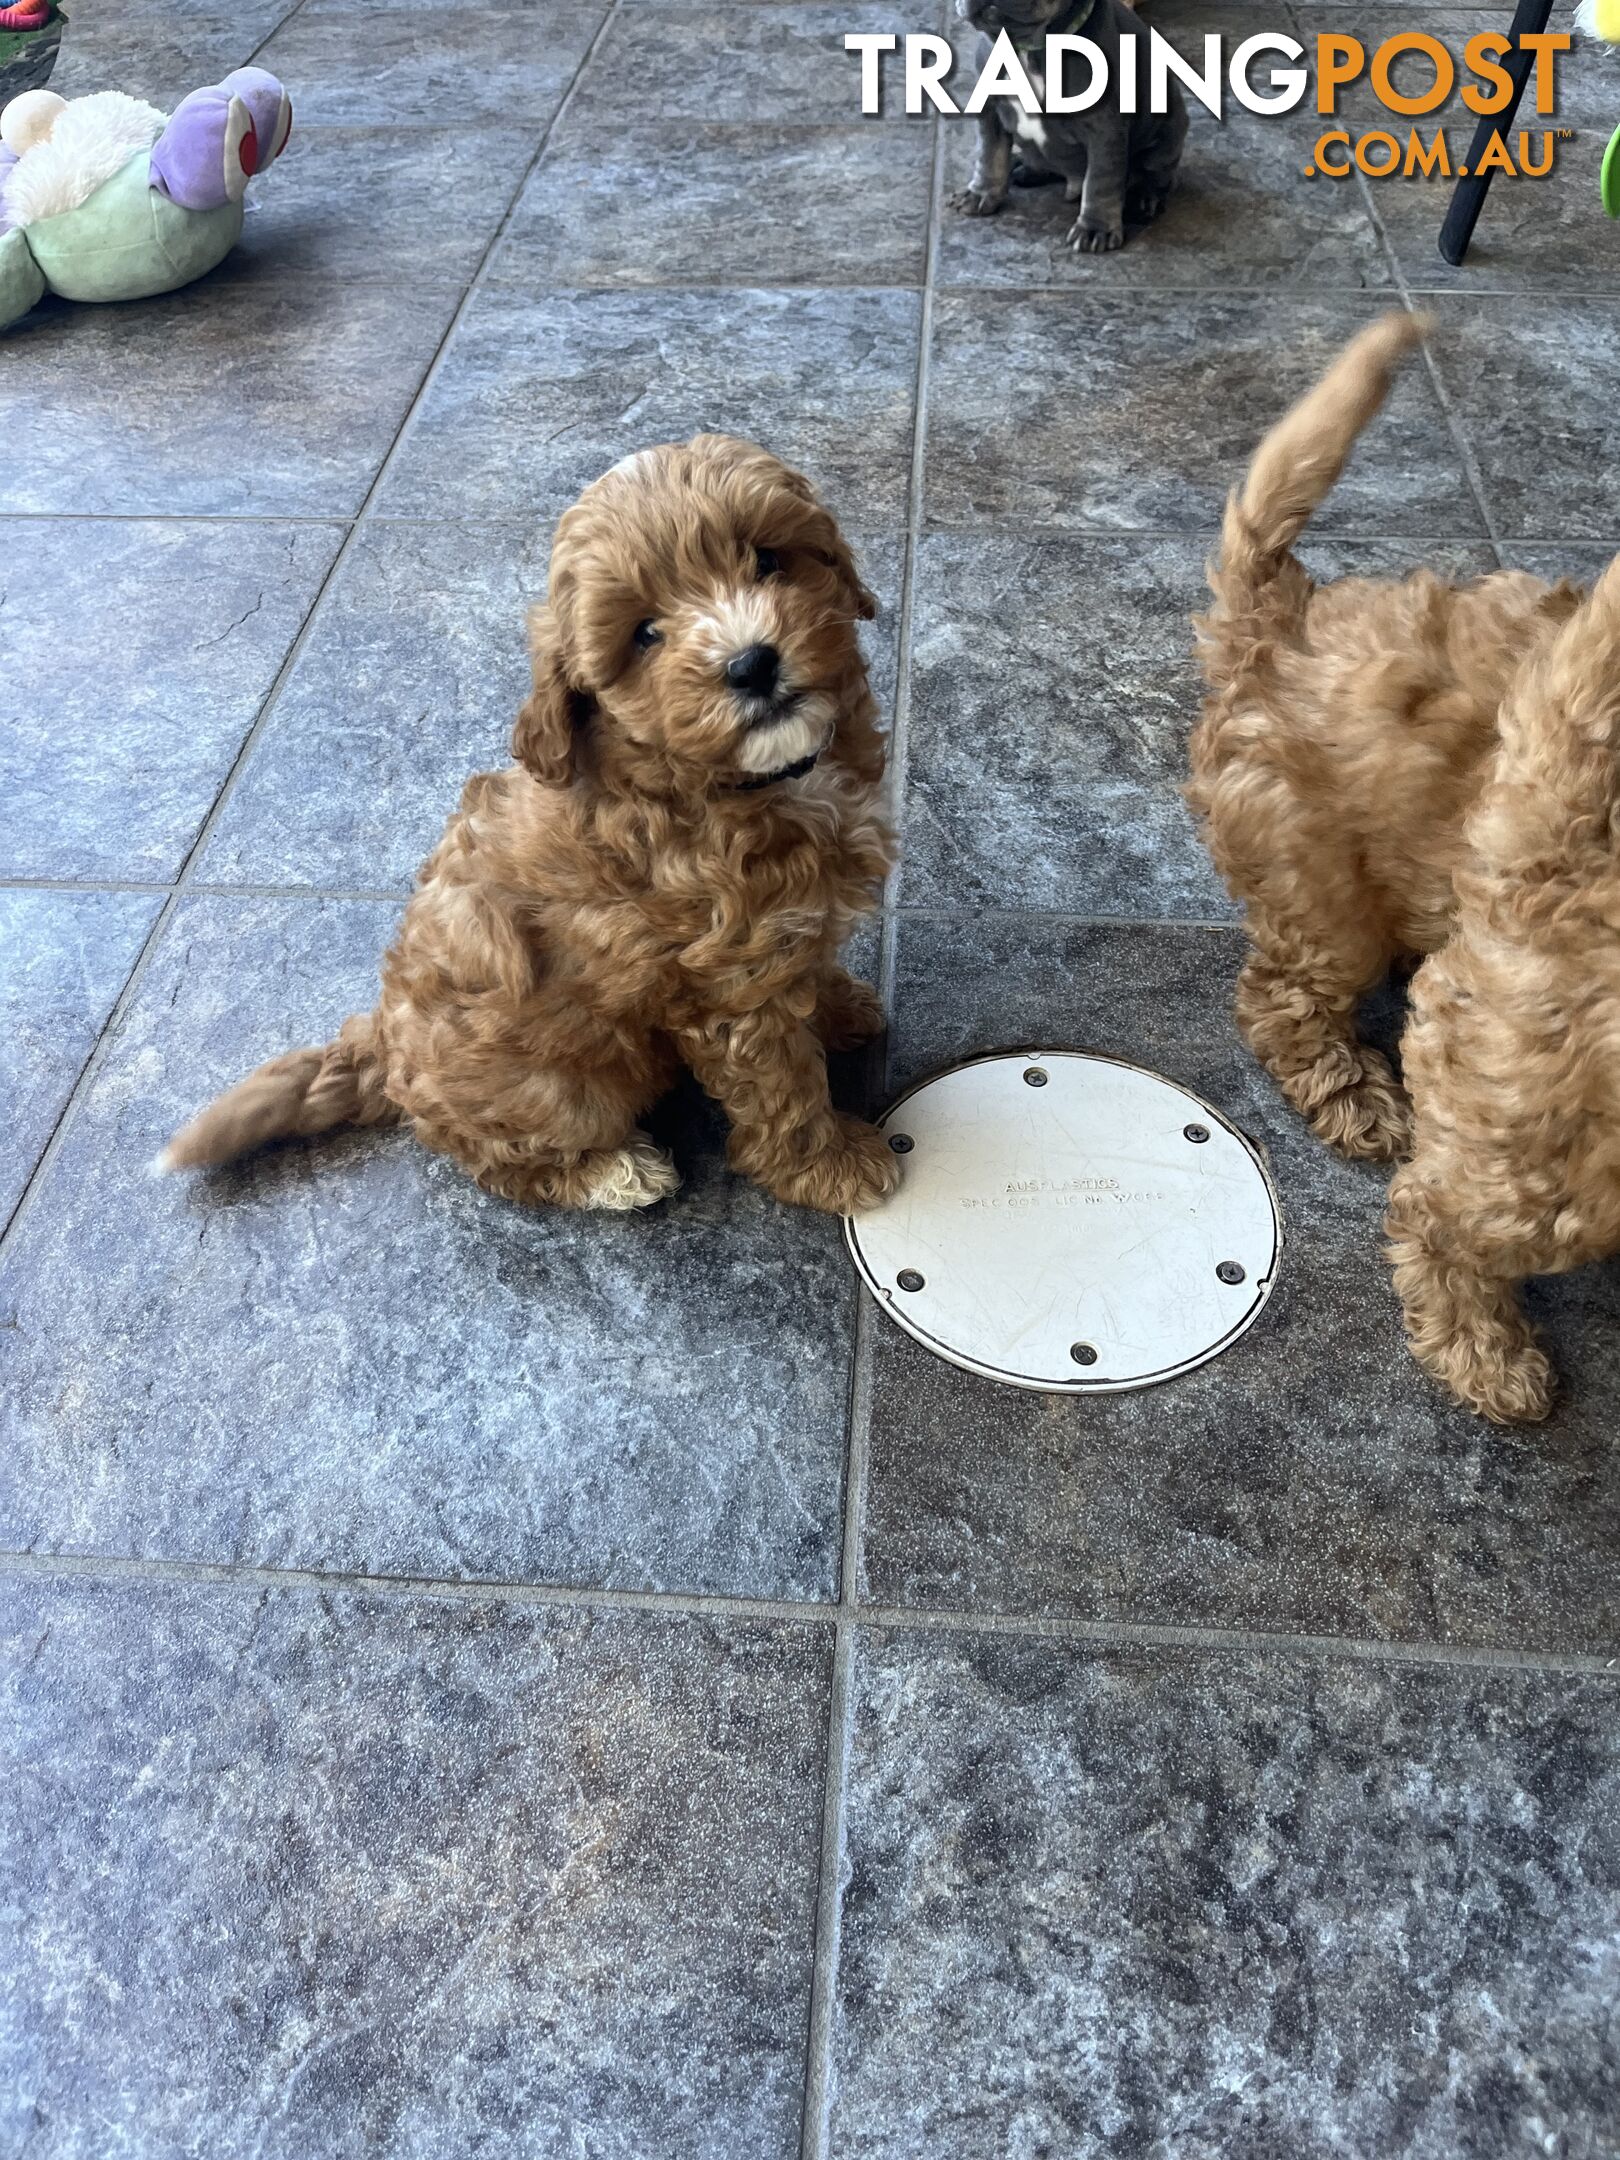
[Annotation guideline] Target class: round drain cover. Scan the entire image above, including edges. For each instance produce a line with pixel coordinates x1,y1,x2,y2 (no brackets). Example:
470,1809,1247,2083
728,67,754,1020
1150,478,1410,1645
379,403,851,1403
844,1051,1281,1393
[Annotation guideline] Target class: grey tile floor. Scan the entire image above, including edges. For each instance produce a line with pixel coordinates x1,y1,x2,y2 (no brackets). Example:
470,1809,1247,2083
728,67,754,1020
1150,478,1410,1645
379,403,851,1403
3,3,1620,2155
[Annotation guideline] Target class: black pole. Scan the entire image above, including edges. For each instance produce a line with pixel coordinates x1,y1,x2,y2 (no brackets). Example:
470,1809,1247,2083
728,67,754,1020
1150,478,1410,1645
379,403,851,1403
1438,0,1558,266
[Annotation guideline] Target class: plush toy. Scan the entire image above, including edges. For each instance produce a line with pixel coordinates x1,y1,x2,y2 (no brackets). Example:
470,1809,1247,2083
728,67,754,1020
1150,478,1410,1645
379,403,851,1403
0,0,64,102
1574,0,1620,214
0,65,290,330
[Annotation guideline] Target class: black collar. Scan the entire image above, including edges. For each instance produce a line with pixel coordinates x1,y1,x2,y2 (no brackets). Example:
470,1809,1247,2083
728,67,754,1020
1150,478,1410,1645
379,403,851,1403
729,751,820,793
1013,0,1095,52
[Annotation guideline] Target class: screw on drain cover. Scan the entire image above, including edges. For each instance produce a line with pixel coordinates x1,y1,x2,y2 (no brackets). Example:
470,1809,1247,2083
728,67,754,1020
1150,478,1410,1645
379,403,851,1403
1216,1260,1246,1285
1184,1123,1210,1143
842,1051,1282,1394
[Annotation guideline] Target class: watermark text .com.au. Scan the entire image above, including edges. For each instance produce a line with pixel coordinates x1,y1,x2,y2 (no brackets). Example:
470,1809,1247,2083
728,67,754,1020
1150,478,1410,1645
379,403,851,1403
846,28,1573,179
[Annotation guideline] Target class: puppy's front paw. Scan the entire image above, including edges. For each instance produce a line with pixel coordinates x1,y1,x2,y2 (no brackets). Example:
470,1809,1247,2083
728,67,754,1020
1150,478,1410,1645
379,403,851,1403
1475,1342,1557,1425
1432,1329,1556,1426
1068,214,1125,253
950,185,1005,218
1127,185,1171,224
1310,1054,1413,1163
776,1116,901,1215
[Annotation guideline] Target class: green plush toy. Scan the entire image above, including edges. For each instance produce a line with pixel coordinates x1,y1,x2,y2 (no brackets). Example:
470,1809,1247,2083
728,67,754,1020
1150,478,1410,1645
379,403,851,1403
0,66,291,330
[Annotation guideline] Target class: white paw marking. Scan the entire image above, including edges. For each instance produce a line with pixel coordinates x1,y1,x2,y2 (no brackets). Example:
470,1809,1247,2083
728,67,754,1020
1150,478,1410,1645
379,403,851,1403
580,1134,681,1211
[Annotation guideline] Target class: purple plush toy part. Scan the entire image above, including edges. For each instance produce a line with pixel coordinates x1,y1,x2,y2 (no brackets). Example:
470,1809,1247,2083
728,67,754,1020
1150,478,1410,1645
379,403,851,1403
220,67,292,162
147,66,290,211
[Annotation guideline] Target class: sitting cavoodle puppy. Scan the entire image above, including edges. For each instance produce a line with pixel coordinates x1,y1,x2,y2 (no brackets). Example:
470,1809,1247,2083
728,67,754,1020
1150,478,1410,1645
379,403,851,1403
161,437,900,1218
1188,312,1620,1420
1388,560,1620,1424
950,0,1187,253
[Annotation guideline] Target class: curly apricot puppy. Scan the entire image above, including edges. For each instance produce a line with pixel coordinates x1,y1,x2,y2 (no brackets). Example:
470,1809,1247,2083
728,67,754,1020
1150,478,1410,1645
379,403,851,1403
1388,556,1620,1424
1189,313,1581,1165
161,437,899,1218
1188,314,1620,1420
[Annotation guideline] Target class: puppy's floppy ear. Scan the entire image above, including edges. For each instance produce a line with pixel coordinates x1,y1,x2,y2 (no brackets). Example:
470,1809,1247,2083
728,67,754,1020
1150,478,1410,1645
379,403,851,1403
770,460,876,621
695,433,878,619
512,605,589,789
812,517,877,622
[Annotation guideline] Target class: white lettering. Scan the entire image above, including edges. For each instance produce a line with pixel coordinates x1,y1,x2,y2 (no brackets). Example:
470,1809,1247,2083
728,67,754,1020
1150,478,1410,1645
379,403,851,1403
965,29,1043,115
1229,32,1308,114
845,32,897,116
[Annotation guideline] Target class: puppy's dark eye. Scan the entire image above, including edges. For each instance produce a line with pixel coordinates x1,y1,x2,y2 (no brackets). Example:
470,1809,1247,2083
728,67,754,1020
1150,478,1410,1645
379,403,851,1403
633,619,661,651
754,548,781,582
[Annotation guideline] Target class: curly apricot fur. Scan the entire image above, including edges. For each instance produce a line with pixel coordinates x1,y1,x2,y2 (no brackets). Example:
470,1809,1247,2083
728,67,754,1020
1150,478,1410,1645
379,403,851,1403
163,437,897,1219
1189,314,1620,1420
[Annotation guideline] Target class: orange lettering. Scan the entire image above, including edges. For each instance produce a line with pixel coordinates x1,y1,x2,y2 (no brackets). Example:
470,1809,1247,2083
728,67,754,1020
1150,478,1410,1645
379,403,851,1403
1315,33,1365,114
1370,33,1454,116
1461,32,1512,115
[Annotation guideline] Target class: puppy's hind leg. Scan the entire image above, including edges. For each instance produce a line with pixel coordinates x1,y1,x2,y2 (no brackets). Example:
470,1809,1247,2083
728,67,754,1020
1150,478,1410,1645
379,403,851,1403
1236,935,1411,1163
403,1056,682,1213
1199,759,1409,1159
422,1123,682,1212
1386,965,1562,1423
1229,842,1410,1160
559,1135,683,1211
1386,1170,1554,1424
1385,939,1608,1424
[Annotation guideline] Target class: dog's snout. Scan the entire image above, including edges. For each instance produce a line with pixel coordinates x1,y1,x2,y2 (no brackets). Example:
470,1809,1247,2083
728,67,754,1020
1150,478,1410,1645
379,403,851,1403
726,643,781,697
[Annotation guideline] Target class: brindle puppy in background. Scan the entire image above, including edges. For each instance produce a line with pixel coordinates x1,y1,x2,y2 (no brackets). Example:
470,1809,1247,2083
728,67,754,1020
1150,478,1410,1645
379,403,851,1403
950,0,1186,253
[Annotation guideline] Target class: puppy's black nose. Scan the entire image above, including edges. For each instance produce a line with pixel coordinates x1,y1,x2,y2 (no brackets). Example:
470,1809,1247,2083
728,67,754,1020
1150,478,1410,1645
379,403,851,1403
726,643,780,697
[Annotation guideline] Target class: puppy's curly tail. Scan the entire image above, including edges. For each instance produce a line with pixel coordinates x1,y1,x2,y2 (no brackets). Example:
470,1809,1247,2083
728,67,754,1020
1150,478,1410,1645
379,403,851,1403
1466,550,1620,890
155,1011,399,1174
1196,311,1432,693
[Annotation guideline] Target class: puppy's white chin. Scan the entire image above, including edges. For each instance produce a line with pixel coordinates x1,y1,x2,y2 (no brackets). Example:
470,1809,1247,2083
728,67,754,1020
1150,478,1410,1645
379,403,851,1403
734,694,835,775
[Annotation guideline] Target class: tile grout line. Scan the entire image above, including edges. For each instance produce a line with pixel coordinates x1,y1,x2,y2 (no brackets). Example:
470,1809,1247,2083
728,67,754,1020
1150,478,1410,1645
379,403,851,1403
0,516,1569,541
0,512,362,525
246,0,314,63
1346,159,1505,557
2,1547,1615,1679
16,277,1539,298
0,0,343,1252
0,882,414,904
877,106,944,914
798,112,947,2160
0,0,624,1263
1,887,1246,927
890,906,1240,927
799,1615,858,2156
0,880,1246,927
0,430,382,1249
875,906,902,1036
253,0,623,526
799,1172,884,2158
